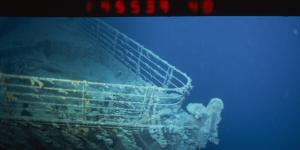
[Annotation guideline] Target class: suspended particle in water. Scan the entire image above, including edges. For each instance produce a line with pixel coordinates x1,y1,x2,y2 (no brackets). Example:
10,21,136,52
293,28,298,36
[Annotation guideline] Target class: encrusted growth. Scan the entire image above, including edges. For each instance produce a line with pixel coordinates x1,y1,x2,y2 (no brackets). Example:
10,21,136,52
0,19,223,149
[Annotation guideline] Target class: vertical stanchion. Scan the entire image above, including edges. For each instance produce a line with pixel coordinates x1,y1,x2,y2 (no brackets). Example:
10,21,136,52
82,80,87,121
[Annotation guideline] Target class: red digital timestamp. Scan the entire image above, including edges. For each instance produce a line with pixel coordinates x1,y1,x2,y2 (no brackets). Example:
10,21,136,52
86,0,214,15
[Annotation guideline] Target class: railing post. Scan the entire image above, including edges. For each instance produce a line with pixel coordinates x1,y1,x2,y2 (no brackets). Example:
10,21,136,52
163,66,174,88
82,80,87,121
136,47,143,76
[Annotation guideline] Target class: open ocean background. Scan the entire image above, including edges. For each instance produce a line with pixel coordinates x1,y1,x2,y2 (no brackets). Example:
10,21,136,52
104,17,300,150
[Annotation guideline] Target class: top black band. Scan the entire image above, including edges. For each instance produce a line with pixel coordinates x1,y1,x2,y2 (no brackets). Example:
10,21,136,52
0,0,299,16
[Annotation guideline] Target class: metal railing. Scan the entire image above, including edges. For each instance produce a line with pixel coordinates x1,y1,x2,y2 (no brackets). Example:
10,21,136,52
0,19,192,129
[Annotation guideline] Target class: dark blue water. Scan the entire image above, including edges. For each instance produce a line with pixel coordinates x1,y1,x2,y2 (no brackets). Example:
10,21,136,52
104,17,300,150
